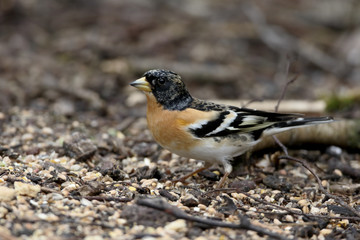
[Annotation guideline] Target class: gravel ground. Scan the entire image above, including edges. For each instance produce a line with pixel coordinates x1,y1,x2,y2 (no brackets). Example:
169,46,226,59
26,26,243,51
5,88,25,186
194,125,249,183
0,107,359,240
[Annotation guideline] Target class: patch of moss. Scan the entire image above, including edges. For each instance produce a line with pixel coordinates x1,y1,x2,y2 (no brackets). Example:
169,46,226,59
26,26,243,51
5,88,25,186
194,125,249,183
325,94,360,112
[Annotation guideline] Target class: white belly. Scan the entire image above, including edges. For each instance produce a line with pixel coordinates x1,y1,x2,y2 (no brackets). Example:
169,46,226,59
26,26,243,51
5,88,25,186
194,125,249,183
170,136,259,164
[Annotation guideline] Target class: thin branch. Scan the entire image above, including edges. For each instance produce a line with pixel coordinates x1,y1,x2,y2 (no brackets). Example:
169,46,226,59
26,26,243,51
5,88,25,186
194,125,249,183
137,198,290,240
272,57,296,153
272,135,289,156
275,75,298,112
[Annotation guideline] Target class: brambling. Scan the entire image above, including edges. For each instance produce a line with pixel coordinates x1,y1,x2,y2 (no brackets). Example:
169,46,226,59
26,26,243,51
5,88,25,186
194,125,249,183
130,69,333,187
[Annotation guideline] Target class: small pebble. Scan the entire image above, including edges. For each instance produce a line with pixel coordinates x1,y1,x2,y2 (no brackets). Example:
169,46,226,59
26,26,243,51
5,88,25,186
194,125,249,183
61,183,78,192
285,202,293,208
0,186,16,201
82,172,101,181
320,229,332,236
141,179,157,188
41,127,54,135
116,218,127,225
84,235,104,240
109,229,125,239
274,219,282,225
164,180,172,188
198,204,207,210
338,219,349,227
285,215,294,222
14,181,41,197
108,189,117,196
298,199,309,207
29,199,39,207
169,159,178,168
0,206,9,218
302,205,310,214
24,155,36,163
97,204,107,211
264,195,273,203
193,207,200,212
22,133,34,141
48,166,56,172
179,205,190,212
326,146,342,156
310,206,321,214
194,237,207,240
333,169,342,177
81,198,93,207
207,207,217,215
57,173,67,182
70,164,82,171
164,219,186,232
51,193,64,200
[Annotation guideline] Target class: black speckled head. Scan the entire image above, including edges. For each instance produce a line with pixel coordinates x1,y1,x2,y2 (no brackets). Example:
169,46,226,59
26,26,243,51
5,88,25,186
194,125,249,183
143,69,193,110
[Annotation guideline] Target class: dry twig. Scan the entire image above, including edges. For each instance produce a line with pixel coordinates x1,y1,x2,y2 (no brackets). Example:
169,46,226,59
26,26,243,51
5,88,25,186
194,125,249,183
274,75,298,113
137,198,290,240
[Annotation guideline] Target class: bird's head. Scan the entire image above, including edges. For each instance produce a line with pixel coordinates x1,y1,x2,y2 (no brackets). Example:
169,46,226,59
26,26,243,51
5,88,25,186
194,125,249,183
130,69,193,110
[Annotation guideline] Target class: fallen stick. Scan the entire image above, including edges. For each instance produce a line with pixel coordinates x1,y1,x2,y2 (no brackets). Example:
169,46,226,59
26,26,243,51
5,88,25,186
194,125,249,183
137,198,290,240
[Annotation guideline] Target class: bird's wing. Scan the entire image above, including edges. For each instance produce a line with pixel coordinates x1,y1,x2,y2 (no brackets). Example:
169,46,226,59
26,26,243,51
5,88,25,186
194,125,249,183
186,100,301,139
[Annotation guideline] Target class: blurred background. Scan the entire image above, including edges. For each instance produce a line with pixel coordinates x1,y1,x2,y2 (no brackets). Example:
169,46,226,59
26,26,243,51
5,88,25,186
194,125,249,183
1,0,359,119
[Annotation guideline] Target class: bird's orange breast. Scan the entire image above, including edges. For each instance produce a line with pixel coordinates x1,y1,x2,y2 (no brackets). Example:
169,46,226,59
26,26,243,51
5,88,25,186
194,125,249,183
145,94,215,153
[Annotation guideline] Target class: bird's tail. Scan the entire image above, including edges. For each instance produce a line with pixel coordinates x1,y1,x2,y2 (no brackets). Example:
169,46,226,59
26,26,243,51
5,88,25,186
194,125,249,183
264,116,334,136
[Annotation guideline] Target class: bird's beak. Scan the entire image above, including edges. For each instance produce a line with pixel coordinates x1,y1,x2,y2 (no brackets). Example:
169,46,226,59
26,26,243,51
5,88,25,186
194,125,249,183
130,77,151,92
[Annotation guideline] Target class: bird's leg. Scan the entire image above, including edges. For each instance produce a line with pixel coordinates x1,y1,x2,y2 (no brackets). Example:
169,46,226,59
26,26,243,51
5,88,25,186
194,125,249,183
216,172,230,188
216,159,233,188
172,166,209,183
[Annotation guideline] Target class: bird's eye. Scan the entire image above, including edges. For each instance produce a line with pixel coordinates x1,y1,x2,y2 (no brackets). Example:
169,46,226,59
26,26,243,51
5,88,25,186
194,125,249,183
158,78,165,84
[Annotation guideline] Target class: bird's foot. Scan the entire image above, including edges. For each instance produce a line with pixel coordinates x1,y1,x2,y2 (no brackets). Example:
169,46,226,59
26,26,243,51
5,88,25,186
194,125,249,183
216,172,230,189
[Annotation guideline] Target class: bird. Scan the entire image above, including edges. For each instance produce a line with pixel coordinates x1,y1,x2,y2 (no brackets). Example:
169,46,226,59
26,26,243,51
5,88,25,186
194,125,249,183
130,69,333,188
